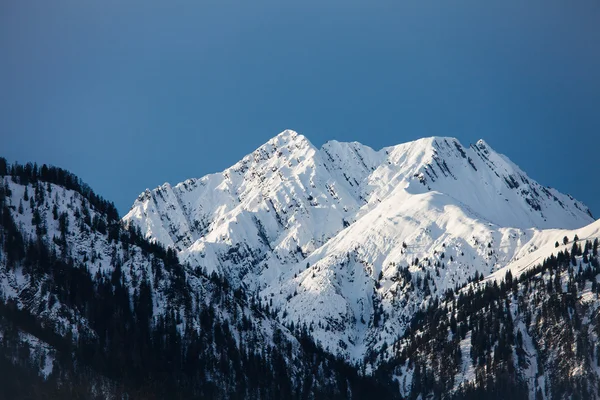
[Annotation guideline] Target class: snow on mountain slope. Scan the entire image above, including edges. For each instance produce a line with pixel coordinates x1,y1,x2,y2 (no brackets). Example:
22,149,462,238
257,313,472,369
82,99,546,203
487,219,600,283
125,130,365,286
384,222,600,399
0,177,178,340
124,130,595,360
0,173,389,397
357,137,591,229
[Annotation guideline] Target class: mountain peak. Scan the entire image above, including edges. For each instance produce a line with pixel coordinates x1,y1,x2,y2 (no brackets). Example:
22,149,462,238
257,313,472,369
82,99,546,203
239,129,317,168
475,138,492,153
267,129,311,148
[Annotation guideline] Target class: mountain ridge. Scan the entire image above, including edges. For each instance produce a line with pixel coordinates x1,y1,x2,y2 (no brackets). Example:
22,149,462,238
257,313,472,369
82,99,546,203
124,130,594,359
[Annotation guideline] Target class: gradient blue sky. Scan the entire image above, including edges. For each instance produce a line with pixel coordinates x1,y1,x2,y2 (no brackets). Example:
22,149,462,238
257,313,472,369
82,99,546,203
2,0,599,216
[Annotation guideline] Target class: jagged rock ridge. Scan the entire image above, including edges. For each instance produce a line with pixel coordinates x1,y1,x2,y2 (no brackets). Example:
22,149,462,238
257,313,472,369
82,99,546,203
124,130,594,360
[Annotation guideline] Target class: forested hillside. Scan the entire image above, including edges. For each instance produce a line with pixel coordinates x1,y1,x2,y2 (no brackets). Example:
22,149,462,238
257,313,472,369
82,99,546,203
0,158,396,399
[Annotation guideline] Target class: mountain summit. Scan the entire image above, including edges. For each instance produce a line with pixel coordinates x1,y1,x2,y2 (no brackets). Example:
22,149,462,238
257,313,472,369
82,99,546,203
124,130,594,359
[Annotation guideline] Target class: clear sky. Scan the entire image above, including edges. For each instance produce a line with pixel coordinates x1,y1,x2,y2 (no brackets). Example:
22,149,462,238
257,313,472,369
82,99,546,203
2,0,599,216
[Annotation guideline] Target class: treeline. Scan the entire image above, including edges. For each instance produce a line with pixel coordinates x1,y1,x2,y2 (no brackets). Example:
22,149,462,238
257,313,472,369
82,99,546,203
0,157,119,221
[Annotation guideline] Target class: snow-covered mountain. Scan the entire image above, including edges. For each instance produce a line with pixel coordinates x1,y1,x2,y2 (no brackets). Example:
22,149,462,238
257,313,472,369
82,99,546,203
124,130,595,360
2,131,599,398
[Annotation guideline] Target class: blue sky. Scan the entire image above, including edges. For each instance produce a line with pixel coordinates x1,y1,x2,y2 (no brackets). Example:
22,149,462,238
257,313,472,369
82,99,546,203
1,0,599,216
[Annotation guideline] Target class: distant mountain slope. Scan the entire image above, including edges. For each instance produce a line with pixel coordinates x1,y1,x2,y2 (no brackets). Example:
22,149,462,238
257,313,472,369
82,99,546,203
124,130,595,359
